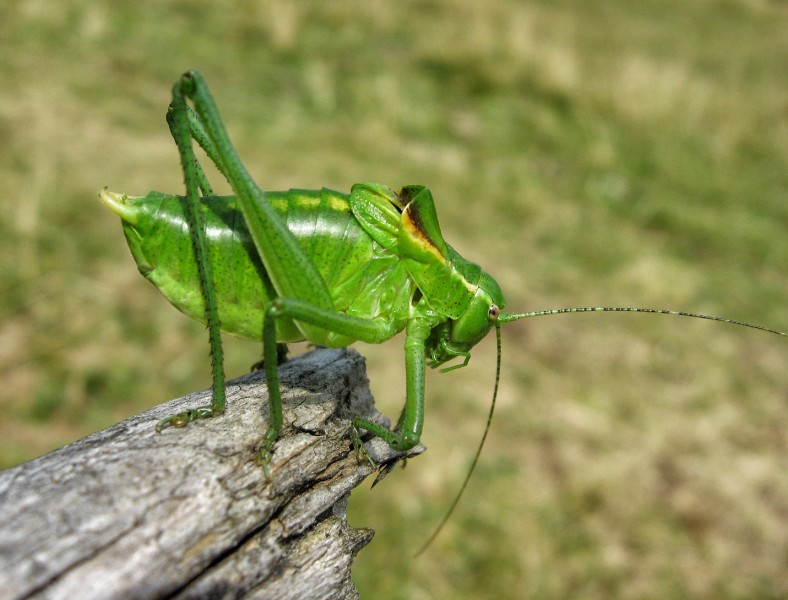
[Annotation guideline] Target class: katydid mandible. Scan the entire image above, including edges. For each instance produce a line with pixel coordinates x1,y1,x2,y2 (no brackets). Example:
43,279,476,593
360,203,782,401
101,70,786,540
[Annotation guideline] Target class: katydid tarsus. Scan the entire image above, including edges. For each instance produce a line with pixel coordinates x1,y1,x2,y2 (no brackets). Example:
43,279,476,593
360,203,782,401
100,70,786,551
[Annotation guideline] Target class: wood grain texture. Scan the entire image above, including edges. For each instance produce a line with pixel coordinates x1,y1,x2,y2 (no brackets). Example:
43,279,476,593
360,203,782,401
0,348,422,600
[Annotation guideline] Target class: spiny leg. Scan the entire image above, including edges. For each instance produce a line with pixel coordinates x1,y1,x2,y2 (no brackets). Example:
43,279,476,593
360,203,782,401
162,72,311,475
162,72,313,476
156,74,226,432
157,71,313,448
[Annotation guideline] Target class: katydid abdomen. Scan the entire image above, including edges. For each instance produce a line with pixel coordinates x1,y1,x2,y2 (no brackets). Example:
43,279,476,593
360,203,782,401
101,188,414,346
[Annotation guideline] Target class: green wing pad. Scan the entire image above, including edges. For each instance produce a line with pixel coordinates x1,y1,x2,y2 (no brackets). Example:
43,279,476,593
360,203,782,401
348,183,403,251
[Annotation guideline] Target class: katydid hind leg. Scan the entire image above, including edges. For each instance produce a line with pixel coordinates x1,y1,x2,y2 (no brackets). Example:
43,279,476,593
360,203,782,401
177,72,337,328
172,72,353,473
155,72,334,474
166,105,215,197
156,74,227,433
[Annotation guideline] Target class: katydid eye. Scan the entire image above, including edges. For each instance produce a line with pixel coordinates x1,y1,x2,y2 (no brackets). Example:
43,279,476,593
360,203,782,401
488,304,500,321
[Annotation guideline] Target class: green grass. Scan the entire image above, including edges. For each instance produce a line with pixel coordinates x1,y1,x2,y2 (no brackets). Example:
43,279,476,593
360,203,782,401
1,1,786,598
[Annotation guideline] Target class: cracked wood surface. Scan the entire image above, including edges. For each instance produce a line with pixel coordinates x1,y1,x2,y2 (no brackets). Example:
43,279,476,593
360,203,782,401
0,348,422,600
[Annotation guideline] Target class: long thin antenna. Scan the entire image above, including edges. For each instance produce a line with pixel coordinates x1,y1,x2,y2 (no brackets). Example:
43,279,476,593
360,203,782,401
416,305,785,555
414,323,504,557
499,307,786,337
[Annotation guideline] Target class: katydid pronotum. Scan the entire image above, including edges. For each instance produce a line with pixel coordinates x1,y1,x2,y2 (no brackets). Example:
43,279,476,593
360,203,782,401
101,71,786,550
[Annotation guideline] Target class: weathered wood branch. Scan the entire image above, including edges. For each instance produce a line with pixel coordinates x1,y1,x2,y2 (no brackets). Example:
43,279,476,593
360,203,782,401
0,348,422,600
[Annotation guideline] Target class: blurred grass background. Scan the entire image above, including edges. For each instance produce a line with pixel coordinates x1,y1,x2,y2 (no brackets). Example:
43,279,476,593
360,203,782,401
1,1,786,598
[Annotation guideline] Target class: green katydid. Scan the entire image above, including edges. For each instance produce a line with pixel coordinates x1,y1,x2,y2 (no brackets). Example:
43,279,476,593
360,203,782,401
100,71,786,548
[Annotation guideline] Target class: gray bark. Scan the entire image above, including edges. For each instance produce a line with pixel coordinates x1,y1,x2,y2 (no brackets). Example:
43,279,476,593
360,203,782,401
0,348,422,600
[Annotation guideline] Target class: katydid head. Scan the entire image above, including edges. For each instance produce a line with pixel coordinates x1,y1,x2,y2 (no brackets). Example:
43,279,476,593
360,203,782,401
447,272,505,349
424,271,507,371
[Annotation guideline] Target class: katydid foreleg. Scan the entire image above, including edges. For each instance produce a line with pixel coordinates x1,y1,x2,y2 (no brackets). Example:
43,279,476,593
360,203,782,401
349,315,433,457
